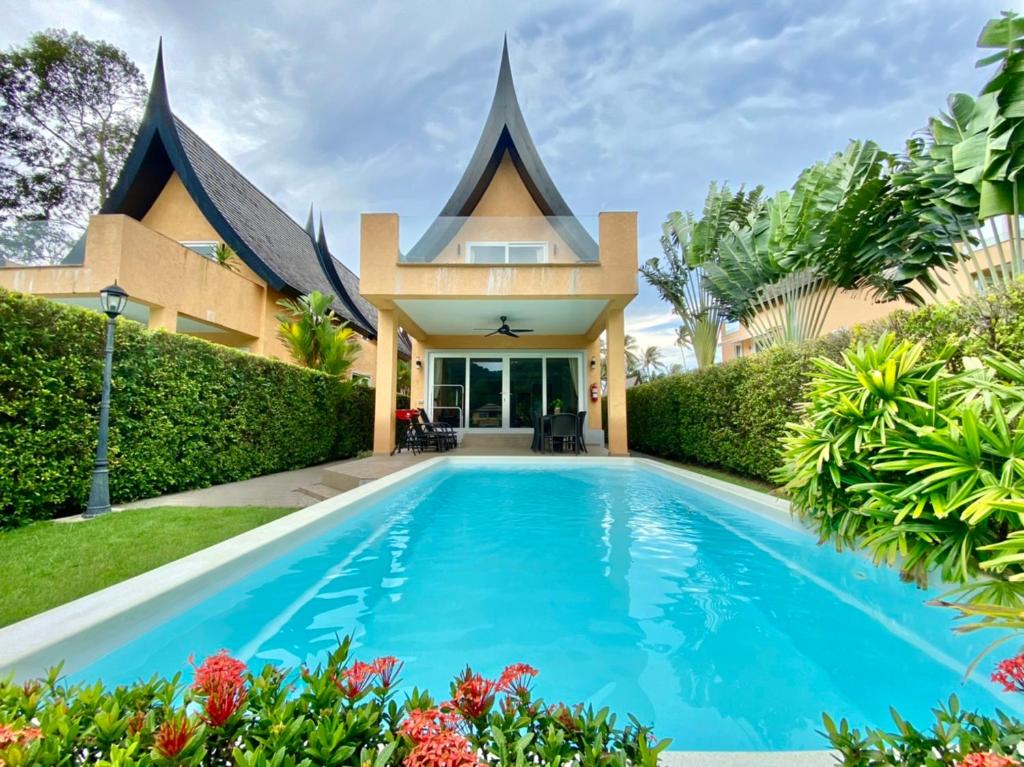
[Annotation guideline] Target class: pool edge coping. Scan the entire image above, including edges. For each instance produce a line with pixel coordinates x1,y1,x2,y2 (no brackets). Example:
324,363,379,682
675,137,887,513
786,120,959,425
0,456,835,764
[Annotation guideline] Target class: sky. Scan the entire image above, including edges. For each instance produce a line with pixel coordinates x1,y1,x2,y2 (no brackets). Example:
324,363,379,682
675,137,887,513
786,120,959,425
2,0,1017,365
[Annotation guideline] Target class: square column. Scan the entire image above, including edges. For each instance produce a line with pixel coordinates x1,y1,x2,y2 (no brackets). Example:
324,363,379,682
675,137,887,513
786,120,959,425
373,308,398,455
410,337,426,410
605,306,629,455
148,305,177,332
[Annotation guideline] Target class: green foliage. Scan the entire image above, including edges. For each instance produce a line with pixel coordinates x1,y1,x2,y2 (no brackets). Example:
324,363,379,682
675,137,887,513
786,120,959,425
644,182,765,369
0,642,668,767
855,277,1024,369
0,289,373,528
823,695,1024,766
276,291,360,378
0,29,146,228
777,333,1024,617
626,333,849,482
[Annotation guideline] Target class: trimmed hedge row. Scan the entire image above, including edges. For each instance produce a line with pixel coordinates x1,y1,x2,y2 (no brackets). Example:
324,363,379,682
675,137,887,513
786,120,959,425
0,289,373,527
627,279,1024,484
626,334,849,482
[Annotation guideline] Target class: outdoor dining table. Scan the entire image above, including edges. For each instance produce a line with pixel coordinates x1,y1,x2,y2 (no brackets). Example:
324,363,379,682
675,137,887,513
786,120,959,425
531,412,586,453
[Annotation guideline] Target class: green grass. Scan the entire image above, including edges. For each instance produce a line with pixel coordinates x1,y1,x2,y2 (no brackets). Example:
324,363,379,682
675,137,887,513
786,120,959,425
0,506,296,627
636,454,779,495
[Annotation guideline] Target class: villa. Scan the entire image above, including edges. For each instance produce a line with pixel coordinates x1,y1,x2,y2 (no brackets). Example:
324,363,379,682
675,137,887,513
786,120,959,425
0,44,404,381
360,40,637,455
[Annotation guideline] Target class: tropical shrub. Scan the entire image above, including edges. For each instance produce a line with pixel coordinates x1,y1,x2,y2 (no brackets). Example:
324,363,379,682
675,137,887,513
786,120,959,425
0,639,669,767
626,332,849,481
276,291,361,378
777,333,1024,633
0,289,373,528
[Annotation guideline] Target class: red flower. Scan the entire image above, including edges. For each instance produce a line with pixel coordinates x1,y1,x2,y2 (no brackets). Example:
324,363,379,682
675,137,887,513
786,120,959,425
404,730,481,767
372,656,404,690
190,650,248,728
201,678,247,728
154,714,195,759
452,670,498,720
400,707,464,744
0,724,41,748
957,754,1016,767
335,660,375,702
992,651,1024,694
497,663,538,698
190,650,247,695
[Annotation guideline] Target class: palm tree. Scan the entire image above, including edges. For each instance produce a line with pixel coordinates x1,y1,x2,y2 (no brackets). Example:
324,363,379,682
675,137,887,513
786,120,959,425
644,183,763,368
276,291,360,378
624,334,642,384
640,346,665,382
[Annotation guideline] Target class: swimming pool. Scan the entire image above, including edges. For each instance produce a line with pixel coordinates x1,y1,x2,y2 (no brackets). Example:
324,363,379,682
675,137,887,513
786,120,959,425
2,459,1017,751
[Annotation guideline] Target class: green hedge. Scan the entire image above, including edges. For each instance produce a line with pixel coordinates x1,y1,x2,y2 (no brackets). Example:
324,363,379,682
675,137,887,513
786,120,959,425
626,334,849,482
0,289,373,528
627,279,1024,483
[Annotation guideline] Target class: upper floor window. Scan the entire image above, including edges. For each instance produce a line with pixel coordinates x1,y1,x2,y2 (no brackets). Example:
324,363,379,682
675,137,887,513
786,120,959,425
180,240,219,259
467,241,547,264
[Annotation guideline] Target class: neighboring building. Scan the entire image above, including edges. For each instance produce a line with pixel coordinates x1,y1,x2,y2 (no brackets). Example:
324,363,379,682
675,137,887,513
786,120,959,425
0,45,405,380
718,235,1019,362
360,40,638,455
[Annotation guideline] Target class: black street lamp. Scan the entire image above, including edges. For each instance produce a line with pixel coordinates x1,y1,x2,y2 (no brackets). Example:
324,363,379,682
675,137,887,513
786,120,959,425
85,283,129,518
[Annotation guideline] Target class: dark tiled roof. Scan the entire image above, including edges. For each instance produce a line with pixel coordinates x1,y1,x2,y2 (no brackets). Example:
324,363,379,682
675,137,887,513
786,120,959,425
173,117,375,337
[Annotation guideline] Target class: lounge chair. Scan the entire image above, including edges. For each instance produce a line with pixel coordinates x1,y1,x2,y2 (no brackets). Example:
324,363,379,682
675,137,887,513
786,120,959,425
418,409,458,451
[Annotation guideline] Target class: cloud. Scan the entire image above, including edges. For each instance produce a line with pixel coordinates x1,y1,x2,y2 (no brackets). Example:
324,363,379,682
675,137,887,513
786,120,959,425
0,0,1009,330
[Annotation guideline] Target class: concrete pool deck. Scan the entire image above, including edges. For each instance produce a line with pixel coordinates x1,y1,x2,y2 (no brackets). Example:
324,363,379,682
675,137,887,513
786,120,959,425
119,434,609,511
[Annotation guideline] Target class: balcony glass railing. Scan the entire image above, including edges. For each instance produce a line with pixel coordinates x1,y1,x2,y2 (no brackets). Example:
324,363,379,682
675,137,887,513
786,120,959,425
397,216,600,264
0,220,85,267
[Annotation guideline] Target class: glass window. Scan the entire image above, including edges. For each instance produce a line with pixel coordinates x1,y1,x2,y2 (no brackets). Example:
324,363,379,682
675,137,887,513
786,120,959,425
432,357,466,428
468,244,506,264
180,241,219,259
508,244,544,264
468,358,503,428
545,357,579,414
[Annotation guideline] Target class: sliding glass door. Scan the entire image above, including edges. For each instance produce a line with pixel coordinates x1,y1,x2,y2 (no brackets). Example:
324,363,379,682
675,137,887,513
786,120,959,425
429,352,583,431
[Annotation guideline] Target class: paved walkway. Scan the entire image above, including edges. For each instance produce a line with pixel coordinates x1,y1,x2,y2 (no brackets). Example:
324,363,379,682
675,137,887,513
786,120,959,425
120,438,610,510
121,463,333,509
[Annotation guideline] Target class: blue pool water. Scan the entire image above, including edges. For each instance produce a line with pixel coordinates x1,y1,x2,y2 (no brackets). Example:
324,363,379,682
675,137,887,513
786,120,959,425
76,463,1018,750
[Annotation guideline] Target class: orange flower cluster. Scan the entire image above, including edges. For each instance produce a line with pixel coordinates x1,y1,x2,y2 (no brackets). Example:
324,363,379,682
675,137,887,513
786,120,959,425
956,753,1017,767
334,656,405,702
190,650,248,728
398,663,538,767
0,723,41,748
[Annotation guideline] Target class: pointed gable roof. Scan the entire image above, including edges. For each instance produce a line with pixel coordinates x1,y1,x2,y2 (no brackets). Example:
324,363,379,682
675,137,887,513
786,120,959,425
404,38,598,263
102,42,377,339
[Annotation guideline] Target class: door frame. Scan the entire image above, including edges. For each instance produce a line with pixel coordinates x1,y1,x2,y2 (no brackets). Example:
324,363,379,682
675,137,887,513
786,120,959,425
426,349,585,433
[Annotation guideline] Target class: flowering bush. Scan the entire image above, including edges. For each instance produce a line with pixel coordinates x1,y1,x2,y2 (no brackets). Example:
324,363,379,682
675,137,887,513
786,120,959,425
0,638,669,766
824,650,1024,766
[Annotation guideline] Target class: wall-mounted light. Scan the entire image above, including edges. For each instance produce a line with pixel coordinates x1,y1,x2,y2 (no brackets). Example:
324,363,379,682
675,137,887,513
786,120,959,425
590,356,597,370
415,358,423,370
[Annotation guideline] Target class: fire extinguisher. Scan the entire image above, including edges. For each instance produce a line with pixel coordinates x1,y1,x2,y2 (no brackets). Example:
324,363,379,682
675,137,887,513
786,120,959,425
590,383,599,402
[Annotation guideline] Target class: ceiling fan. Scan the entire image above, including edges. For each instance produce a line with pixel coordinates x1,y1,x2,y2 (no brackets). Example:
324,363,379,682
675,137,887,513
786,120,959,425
474,316,535,338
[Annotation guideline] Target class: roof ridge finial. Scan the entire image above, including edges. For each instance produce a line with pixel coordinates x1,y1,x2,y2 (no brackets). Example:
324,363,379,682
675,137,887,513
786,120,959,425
305,203,315,236
317,213,328,252
146,37,171,115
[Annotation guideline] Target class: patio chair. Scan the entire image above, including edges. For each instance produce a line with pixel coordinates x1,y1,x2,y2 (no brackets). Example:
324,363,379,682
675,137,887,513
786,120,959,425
575,410,588,454
408,418,447,452
418,409,458,450
545,412,579,455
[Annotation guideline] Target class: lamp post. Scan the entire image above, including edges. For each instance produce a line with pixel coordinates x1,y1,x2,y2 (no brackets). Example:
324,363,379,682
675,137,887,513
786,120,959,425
85,283,128,519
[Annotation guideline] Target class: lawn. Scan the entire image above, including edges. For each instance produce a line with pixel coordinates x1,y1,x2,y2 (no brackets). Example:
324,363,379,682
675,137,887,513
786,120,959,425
0,506,296,627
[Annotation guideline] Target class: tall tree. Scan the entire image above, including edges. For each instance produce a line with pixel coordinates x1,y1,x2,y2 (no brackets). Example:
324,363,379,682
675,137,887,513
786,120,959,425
643,183,764,369
0,30,145,262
